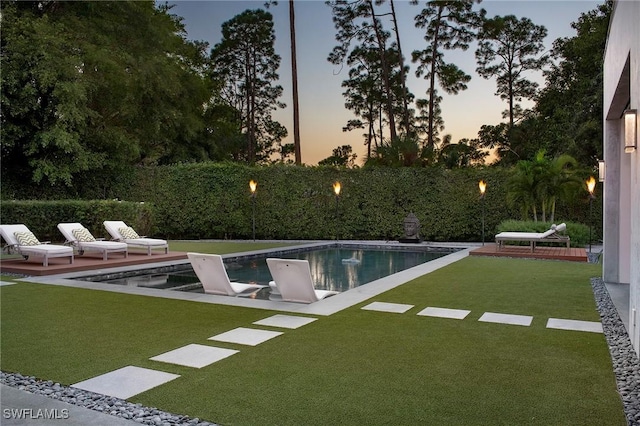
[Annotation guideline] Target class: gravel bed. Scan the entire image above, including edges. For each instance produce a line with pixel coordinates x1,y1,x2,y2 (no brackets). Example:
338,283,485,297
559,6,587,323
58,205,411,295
1,277,639,425
592,277,640,426
0,371,217,426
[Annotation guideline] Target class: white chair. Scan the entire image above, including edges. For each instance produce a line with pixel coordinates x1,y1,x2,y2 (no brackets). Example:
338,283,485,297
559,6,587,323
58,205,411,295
0,224,74,267
57,222,128,260
103,220,168,255
495,223,570,252
187,252,266,296
266,258,338,304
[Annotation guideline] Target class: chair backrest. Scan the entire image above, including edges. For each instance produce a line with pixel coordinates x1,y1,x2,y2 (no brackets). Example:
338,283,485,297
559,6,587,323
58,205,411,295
103,221,128,240
266,258,319,303
0,224,31,246
187,252,236,296
57,222,85,243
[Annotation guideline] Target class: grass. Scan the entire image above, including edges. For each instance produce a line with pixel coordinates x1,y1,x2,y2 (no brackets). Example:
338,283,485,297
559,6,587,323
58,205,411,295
0,254,625,425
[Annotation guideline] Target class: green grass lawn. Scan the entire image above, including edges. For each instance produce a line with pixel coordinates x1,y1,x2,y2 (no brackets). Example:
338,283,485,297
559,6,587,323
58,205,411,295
0,256,625,425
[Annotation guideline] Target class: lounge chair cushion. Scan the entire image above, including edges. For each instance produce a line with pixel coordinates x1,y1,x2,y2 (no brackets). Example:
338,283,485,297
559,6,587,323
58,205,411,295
14,231,40,246
119,227,140,240
72,228,96,242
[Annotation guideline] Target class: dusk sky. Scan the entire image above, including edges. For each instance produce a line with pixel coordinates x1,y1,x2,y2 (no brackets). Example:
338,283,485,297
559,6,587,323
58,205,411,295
168,0,603,165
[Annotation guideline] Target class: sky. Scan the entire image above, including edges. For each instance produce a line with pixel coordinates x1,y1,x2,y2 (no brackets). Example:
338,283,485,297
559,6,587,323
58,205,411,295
168,0,603,165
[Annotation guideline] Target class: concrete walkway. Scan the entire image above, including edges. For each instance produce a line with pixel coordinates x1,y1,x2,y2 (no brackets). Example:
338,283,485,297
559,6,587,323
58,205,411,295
0,385,138,426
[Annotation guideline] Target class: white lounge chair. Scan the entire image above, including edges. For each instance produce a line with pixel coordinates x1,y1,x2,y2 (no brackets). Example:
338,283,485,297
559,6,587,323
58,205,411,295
57,222,128,260
187,252,266,296
0,224,74,267
103,221,168,256
266,258,338,304
495,223,570,252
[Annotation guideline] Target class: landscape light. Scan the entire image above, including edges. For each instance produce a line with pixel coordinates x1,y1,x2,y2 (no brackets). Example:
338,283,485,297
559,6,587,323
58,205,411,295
333,181,341,196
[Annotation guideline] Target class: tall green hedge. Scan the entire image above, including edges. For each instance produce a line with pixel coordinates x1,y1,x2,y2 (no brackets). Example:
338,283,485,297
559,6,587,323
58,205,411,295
1,163,602,243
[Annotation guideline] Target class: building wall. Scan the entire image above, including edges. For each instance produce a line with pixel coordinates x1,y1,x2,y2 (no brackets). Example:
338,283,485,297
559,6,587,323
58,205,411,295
603,0,640,355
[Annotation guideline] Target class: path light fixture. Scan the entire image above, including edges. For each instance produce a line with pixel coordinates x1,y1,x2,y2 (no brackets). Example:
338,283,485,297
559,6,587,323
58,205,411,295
586,176,596,254
624,109,637,153
479,180,487,246
333,182,341,241
249,180,257,241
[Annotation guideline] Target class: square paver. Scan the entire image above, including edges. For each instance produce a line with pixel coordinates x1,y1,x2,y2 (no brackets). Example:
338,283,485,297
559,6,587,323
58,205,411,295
478,312,533,326
361,302,414,313
72,366,180,399
546,318,603,333
0,281,16,286
149,344,239,368
253,314,317,329
417,307,471,320
208,327,283,346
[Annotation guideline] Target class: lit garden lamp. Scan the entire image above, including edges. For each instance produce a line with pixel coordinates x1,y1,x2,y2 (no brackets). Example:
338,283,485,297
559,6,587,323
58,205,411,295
479,180,487,246
333,181,341,241
249,180,257,241
586,176,596,254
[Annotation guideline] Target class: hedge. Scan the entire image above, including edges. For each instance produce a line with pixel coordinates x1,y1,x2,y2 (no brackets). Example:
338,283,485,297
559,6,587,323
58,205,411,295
0,163,602,243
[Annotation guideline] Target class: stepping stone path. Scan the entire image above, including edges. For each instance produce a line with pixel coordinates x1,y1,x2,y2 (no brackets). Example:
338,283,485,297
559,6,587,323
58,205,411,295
362,301,603,334
70,314,317,399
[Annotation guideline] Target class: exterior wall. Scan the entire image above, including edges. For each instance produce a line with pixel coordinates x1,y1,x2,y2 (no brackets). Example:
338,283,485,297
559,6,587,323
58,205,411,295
603,0,640,355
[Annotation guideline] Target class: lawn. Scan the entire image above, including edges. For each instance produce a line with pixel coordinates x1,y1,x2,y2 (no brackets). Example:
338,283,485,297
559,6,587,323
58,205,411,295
0,254,625,425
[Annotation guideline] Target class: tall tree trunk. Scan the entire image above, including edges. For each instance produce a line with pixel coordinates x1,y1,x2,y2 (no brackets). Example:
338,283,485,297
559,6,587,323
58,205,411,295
366,0,396,142
389,0,410,136
427,5,444,149
289,0,302,164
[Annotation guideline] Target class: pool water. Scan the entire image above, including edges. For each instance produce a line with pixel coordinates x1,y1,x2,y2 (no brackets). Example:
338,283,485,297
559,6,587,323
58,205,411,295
95,247,449,298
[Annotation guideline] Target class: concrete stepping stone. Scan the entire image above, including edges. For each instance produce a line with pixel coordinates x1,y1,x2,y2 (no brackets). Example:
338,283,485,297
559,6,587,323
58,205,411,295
72,366,180,399
208,327,283,346
478,312,533,327
361,302,414,313
546,318,603,333
253,314,317,329
150,343,239,368
417,307,471,320
0,281,16,286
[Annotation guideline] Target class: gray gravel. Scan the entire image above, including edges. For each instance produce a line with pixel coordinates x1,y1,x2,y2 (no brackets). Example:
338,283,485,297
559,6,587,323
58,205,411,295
1,277,639,425
592,277,640,426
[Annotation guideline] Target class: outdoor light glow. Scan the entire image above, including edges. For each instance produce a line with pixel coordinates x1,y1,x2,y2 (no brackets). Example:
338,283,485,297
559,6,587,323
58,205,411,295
624,109,637,153
333,181,341,196
249,180,257,194
598,160,605,182
479,180,487,195
586,176,596,195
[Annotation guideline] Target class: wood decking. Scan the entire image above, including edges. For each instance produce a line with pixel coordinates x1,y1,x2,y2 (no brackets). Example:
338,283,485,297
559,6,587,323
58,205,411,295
0,251,188,276
470,243,588,262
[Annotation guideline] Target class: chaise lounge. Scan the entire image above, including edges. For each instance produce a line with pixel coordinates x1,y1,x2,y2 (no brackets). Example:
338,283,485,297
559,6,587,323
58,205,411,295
266,258,338,304
187,252,266,296
495,223,570,252
103,221,168,255
0,224,74,267
58,222,128,260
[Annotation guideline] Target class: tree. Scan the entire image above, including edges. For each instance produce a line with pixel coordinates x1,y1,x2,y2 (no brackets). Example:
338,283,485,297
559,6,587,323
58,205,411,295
412,0,478,149
211,9,286,164
438,137,488,168
475,14,549,136
327,0,404,143
318,145,358,167
289,0,302,165
1,0,212,185
535,2,612,165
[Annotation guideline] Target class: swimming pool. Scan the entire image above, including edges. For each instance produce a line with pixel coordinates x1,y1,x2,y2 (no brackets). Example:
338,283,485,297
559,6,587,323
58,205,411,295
78,245,454,299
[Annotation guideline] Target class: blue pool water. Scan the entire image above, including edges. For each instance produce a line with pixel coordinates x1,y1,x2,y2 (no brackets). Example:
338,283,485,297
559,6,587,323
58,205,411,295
87,246,452,297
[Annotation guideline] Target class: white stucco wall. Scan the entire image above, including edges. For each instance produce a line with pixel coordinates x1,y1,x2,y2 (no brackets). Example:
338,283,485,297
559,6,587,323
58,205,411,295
603,0,640,355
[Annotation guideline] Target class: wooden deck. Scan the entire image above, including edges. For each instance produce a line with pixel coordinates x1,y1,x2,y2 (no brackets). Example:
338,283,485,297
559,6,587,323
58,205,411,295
470,243,587,262
0,251,188,276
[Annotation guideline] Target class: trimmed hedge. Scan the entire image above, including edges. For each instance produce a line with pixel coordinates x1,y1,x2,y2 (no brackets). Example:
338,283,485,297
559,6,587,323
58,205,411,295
0,163,602,243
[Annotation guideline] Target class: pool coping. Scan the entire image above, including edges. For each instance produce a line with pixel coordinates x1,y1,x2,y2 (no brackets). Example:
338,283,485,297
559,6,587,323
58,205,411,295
17,241,473,316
